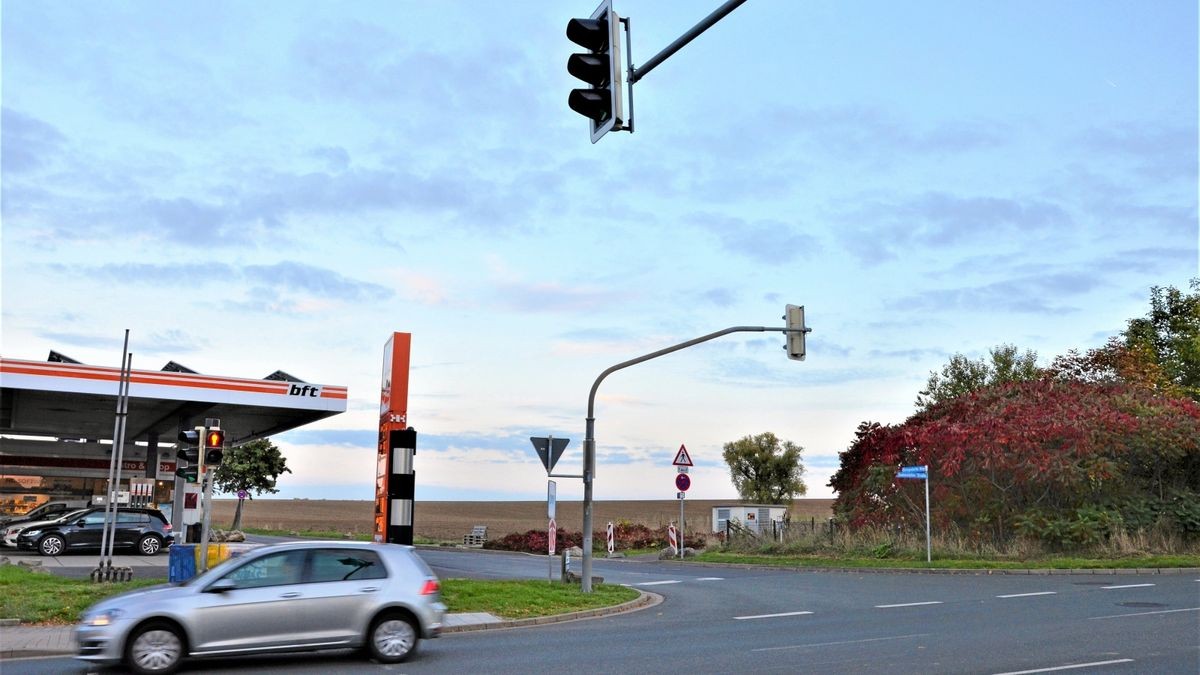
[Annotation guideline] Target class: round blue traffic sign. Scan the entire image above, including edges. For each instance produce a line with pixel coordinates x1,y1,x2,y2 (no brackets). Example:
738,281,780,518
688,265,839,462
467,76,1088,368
675,473,691,492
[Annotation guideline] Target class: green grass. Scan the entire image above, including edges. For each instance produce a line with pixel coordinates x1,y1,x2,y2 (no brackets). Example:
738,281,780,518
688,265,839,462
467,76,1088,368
691,551,1200,570
0,565,639,625
0,566,165,624
440,578,639,619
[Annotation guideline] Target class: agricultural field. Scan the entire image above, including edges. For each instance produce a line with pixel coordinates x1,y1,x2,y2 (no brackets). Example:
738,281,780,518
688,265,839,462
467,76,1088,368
210,498,834,542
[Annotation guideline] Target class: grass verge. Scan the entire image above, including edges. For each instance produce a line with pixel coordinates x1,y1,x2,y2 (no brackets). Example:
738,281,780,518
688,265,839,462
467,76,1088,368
441,579,639,619
692,551,1200,569
0,565,639,625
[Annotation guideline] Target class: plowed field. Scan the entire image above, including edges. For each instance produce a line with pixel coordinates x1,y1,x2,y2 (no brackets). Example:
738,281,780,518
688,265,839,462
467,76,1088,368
211,498,834,542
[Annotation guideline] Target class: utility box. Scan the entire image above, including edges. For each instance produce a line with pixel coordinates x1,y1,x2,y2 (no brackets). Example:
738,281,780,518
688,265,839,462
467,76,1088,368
712,504,789,534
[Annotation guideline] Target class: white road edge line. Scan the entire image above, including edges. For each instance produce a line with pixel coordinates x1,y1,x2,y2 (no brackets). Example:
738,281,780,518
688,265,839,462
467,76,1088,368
635,580,682,586
875,601,943,608
992,658,1134,675
997,592,1057,598
1101,583,1155,590
734,610,814,620
695,577,724,581
1089,607,1200,620
752,632,931,652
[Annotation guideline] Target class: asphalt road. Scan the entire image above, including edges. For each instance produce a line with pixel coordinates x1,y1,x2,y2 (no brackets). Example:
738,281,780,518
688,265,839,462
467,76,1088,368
8,547,1199,674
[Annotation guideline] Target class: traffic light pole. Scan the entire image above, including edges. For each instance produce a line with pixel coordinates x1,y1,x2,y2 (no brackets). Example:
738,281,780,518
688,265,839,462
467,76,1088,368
581,322,802,592
627,0,748,85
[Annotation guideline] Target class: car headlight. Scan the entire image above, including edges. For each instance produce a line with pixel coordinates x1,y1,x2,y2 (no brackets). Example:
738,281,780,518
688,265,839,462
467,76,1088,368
22,530,40,537
84,608,125,626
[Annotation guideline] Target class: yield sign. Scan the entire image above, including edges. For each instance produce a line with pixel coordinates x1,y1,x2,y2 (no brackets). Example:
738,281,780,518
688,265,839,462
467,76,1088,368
672,444,693,467
531,436,570,473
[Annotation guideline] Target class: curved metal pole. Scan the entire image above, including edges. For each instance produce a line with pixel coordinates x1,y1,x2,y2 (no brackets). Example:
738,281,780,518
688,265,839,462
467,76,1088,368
581,325,767,592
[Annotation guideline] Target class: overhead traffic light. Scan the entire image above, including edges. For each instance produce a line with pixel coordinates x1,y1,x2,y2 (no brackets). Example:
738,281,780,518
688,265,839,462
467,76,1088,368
204,428,225,466
176,426,203,482
567,0,624,143
784,304,807,361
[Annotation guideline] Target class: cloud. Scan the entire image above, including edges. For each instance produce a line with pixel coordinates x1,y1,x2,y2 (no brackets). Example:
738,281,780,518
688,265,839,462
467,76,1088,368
884,272,1101,315
1,108,66,173
491,279,631,313
1076,123,1198,183
689,212,822,264
835,191,1072,263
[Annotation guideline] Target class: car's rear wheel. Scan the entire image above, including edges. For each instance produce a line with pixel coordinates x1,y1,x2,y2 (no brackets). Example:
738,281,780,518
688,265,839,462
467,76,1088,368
367,613,418,663
38,534,65,556
138,534,163,556
125,621,184,675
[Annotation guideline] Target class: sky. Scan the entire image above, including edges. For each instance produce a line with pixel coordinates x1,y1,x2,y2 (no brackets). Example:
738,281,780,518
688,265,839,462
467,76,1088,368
2,1,1196,504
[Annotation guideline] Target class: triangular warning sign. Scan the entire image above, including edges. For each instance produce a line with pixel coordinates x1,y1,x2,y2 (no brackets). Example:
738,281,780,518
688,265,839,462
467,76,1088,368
672,444,693,466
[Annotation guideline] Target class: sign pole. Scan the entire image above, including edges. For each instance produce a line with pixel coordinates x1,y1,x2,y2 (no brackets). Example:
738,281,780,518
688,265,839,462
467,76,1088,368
924,474,931,564
678,494,684,560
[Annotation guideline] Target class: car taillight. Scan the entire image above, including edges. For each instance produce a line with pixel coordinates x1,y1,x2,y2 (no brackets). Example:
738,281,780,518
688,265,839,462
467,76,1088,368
420,579,440,596
163,524,172,532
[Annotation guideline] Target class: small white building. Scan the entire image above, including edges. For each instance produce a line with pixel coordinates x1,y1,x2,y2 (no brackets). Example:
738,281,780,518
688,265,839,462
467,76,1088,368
712,504,789,534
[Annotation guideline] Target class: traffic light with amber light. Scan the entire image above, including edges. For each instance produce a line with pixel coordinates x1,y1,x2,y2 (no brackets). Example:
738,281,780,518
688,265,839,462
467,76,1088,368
567,0,624,143
784,304,808,361
205,428,225,466
176,426,203,482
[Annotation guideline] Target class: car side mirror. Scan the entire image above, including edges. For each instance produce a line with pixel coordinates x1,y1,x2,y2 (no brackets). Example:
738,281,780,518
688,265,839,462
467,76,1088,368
205,578,238,594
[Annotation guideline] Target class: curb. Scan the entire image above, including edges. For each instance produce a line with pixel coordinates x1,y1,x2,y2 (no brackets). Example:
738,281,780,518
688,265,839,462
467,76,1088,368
441,588,661,633
669,560,1200,576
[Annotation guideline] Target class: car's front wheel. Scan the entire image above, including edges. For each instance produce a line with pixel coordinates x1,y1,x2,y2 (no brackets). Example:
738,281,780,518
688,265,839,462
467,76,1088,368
366,613,418,663
38,534,65,556
125,621,184,675
138,534,163,556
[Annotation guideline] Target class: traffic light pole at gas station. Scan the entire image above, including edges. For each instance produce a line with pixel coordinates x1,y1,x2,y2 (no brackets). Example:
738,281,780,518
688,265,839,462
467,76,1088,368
579,312,810,593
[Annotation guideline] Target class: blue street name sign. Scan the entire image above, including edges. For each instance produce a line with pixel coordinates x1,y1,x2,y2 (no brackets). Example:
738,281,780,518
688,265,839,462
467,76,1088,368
897,465,928,479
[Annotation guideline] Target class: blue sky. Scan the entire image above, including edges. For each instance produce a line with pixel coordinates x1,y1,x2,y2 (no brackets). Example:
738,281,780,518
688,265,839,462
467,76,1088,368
2,1,1196,502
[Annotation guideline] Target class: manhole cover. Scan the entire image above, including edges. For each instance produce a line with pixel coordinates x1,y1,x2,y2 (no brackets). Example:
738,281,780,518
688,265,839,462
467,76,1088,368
1117,602,1166,608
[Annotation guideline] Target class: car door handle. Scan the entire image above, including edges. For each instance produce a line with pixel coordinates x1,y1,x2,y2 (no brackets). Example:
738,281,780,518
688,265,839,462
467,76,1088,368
279,592,301,598
359,587,380,593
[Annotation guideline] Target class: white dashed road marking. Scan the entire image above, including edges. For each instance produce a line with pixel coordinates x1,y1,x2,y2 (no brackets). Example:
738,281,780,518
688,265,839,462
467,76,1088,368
997,592,1057,598
1101,583,1154,590
992,658,1134,674
734,610,814,620
874,601,943,608
635,580,682,586
696,577,724,581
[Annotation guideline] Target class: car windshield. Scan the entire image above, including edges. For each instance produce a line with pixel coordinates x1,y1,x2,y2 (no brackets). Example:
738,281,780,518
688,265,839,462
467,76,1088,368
54,509,91,523
175,551,246,587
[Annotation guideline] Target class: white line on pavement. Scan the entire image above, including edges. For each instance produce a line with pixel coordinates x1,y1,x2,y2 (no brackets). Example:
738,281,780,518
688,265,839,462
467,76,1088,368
1101,583,1155,590
635,580,682,586
1089,607,1200,620
997,592,1057,598
752,632,930,652
992,658,1134,674
695,577,724,581
734,610,814,620
874,601,943,608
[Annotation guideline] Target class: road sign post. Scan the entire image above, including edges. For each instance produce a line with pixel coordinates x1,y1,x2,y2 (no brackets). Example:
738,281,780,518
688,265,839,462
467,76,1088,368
606,521,615,555
673,447,692,560
896,465,931,563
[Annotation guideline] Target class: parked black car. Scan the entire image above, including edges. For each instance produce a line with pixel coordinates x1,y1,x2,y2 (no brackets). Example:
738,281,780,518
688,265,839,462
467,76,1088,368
16,507,174,556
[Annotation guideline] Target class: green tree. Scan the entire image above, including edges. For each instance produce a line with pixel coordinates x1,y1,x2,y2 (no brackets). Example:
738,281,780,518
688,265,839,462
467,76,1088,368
211,438,291,531
722,432,806,503
915,343,1041,411
1124,278,1200,401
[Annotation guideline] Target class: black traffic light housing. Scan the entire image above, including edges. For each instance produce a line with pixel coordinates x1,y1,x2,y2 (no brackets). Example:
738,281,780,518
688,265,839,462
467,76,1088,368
176,427,202,482
567,0,624,143
204,428,225,466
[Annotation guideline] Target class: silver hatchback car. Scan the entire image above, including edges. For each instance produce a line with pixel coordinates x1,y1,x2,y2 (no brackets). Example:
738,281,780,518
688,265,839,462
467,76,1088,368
74,541,445,674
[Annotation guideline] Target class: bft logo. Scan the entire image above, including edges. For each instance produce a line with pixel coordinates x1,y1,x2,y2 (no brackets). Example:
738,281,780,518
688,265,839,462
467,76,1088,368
289,384,321,397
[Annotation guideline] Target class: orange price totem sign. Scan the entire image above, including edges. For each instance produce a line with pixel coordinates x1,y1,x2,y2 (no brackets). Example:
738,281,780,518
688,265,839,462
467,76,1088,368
375,332,414,545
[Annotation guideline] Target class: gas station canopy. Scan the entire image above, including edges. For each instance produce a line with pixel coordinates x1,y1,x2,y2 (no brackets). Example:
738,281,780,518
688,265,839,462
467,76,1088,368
1,355,347,447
